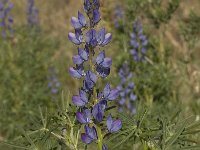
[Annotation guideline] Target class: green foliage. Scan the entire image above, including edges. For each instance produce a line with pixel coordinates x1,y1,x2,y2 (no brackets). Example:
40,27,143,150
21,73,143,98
180,10,200,48
0,27,59,139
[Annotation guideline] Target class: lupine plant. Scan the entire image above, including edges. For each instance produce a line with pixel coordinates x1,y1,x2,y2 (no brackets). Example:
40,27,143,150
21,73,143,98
48,67,61,96
130,20,148,62
117,62,137,114
27,0,39,27
68,0,122,149
113,5,124,29
0,0,13,38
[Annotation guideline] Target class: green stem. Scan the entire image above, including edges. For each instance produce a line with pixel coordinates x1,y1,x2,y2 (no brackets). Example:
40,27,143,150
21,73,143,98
97,125,103,150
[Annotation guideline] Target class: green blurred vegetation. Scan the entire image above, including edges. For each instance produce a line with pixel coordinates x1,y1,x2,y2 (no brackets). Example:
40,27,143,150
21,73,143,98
0,0,200,149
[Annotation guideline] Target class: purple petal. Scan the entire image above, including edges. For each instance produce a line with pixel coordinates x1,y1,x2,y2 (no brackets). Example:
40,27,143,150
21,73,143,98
96,66,110,78
68,32,81,45
85,126,98,140
97,28,105,44
92,103,104,122
101,58,112,68
73,55,84,65
72,96,86,106
78,11,86,26
141,47,147,54
96,51,105,65
103,83,111,98
106,115,113,131
102,33,112,46
76,112,87,123
108,89,119,101
102,144,108,150
86,29,97,46
84,109,91,121
71,17,82,29
79,90,88,103
130,93,137,101
110,120,122,133
93,9,100,24
81,133,93,144
130,33,136,39
130,40,139,48
119,98,126,105
78,48,88,61
69,67,82,78
87,71,97,83
130,49,137,55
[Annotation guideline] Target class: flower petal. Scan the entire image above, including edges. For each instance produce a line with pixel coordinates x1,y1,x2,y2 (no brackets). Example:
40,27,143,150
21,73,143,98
108,89,119,100
78,11,86,26
87,71,97,83
102,144,108,150
71,17,82,29
97,28,105,45
106,115,113,131
79,90,88,103
96,65,110,78
69,67,82,79
96,51,105,65
102,33,112,46
130,93,137,101
72,96,85,106
110,120,122,133
76,112,87,124
78,48,88,61
68,32,81,45
72,55,84,65
85,126,98,140
101,58,112,68
92,103,104,122
93,9,100,24
81,133,93,144
103,83,111,98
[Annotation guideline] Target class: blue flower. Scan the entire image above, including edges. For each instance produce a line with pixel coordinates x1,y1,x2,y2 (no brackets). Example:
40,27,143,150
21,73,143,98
96,51,112,78
86,29,97,47
81,125,98,144
92,9,100,24
130,20,148,62
69,0,122,147
47,67,61,95
72,90,88,107
102,144,108,150
72,48,89,65
92,103,105,122
107,115,122,133
68,29,83,45
117,63,137,114
76,109,91,124
71,11,86,29
97,28,112,46
0,0,13,38
69,64,85,79
114,5,124,29
83,71,97,91
101,83,119,101
27,0,39,27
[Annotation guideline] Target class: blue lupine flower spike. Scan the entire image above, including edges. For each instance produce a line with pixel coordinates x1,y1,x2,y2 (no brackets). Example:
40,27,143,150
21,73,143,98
69,0,121,148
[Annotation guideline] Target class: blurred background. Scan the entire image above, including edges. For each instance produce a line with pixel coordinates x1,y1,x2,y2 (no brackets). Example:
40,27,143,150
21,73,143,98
0,0,200,149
